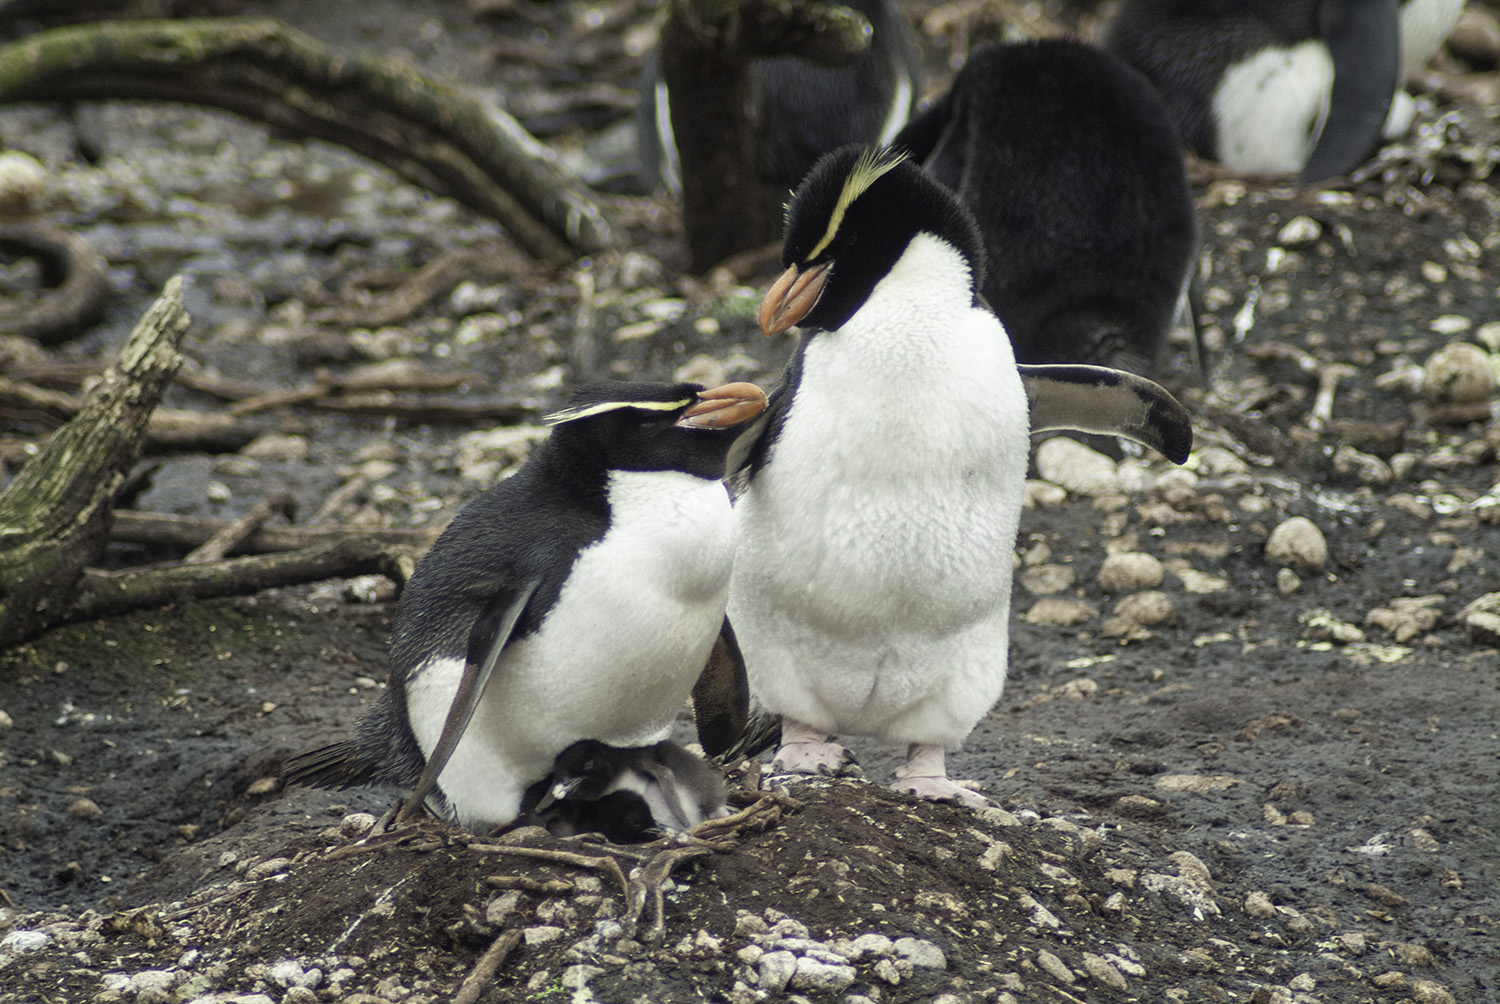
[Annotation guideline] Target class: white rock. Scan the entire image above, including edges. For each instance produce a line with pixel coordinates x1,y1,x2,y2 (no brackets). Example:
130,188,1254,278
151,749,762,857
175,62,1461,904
1035,437,1121,496
268,960,320,989
0,151,46,210
1023,598,1096,626
524,926,565,946
846,933,894,959
1035,949,1076,983
1277,216,1322,245
790,956,857,992
1265,517,1327,571
241,433,310,462
1019,563,1075,595
1244,891,1277,918
1098,552,1164,592
0,709,12,728
1113,591,1176,626
1082,952,1127,988
339,813,377,838
0,930,50,953
757,950,798,993
890,937,946,969
1422,342,1494,403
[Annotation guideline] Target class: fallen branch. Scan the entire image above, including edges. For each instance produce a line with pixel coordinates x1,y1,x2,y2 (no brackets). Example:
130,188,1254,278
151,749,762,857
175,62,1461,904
0,18,613,261
109,510,442,556
0,276,187,651
453,928,522,1004
0,222,111,345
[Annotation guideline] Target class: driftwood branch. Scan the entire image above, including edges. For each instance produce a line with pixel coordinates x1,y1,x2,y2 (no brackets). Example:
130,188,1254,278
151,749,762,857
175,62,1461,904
109,510,442,556
0,17,613,261
0,222,111,345
662,0,874,271
0,275,188,650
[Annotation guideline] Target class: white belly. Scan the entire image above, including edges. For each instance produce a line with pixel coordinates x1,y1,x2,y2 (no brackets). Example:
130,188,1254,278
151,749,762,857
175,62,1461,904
406,471,734,827
1212,41,1333,174
729,235,1031,748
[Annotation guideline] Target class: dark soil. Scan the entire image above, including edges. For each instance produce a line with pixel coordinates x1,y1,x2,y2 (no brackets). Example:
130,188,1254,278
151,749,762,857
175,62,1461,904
1,2,1498,1002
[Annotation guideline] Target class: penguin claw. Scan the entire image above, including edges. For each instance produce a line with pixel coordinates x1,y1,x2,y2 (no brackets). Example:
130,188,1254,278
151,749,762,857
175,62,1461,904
771,740,861,777
889,776,994,810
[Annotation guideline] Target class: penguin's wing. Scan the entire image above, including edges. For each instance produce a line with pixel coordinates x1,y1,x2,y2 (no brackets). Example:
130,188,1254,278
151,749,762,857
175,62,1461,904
692,616,750,757
1021,364,1193,464
1301,0,1401,182
394,578,541,826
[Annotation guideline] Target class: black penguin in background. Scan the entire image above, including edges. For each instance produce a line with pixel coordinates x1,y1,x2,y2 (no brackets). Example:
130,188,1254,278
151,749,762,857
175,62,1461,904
284,381,767,830
1103,0,1466,182
641,0,921,194
893,39,1197,376
518,738,729,843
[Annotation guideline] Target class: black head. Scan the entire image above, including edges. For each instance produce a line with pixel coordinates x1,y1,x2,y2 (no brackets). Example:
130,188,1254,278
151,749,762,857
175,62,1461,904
543,380,767,481
759,145,986,336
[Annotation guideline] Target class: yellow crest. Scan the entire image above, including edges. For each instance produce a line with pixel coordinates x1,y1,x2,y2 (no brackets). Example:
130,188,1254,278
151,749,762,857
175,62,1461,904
544,397,692,426
805,147,907,261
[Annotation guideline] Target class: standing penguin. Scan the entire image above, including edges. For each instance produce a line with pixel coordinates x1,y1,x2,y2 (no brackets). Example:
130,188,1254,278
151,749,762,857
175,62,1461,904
519,738,729,842
729,146,1192,807
285,381,767,830
892,39,1197,375
1103,0,1465,181
642,0,921,194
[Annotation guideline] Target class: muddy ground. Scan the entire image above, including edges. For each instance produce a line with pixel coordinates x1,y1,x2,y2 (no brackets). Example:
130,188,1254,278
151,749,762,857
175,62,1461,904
1,1,1498,1002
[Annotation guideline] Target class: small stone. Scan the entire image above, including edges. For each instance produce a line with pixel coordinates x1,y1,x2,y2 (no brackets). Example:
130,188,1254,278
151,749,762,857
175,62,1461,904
1244,891,1277,918
524,926,565,946
241,433,311,462
1422,342,1494,403
1288,973,1316,991
1365,595,1445,642
1035,437,1121,496
1035,949,1075,983
892,937,946,969
1082,952,1127,989
1265,517,1327,571
1113,591,1176,626
1098,552,1164,592
0,151,47,210
1409,979,1457,1004
0,709,12,728
246,857,291,880
757,950,798,993
1332,445,1393,485
1384,941,1434,966
340,813,377,838
1023,598,1096,626
1276,216,1322,245
0,929,51,953
486,891,524,926
67,797,102,819
1154,774,1241,794
1019,563,1076,595
846,933,894,959
790,956,857,993
873,957,902,985
1277,568,1302,594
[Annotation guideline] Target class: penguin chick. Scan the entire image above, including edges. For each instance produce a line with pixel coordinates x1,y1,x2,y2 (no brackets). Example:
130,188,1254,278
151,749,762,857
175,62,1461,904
732,145,1191,809
1103,0,1464,181
521,738,729,841
643,0,921,194
892,39,1197,375
284,381,767,830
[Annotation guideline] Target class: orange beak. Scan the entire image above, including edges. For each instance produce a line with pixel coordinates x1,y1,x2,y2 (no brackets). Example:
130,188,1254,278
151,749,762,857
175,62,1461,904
675,381,769,429
758,262,831,337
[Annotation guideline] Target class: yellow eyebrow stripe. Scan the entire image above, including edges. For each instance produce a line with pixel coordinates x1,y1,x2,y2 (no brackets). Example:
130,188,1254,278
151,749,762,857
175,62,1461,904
544,398,692,425
804,148,907,261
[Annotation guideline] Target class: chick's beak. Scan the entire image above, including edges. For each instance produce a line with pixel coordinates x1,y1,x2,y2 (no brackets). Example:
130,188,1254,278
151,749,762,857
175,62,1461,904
758,261,830,337
675,381,769,429
536,776,581,812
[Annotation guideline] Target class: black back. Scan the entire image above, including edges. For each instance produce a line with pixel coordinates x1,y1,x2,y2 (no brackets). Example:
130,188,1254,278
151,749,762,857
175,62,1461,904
337,381,746,786
894,40,1197,374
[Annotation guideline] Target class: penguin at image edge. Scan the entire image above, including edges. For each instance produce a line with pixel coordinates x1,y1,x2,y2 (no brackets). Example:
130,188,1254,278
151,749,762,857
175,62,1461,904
1103,0,1466,181
284,380,767,830
728,145,1192,809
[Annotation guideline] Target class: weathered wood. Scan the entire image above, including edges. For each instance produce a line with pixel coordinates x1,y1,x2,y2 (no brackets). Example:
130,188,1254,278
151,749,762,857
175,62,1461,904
0,276,188,651
0,222,111,345
0,18,613,261
108,510,442,555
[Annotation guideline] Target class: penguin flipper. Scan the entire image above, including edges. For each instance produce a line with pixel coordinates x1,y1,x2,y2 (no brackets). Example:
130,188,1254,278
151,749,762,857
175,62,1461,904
395,578,541,826
1021,364,1193,464
1300,0,1400,182
692,616,749,757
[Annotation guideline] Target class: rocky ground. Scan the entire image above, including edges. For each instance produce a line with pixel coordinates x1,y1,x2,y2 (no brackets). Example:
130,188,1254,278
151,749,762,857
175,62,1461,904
1,1,1498,1002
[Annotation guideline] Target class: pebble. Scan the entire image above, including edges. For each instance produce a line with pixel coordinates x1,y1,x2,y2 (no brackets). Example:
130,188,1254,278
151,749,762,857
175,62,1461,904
1409,979,1457,1004
790,956,856,992
1035,437,1121,496
1365,595,1444,642
1035,949,1075,983
757,950,798,993
245,857,291,881
1081,952,1127,989
524,925,564,946
241,433,311,462
1244,891,1277,918
0,150,46,210
1098,553,1164,592
0,929,51,953
1422,342,1494,404
67,798,102,819
1265,517,1327,571
1332,445,1393,485
339,813,377,838
892,937,946,969
1113,591,1176,626
1019,564,1075,595
1277,568,1302,594
1023,598,1096,626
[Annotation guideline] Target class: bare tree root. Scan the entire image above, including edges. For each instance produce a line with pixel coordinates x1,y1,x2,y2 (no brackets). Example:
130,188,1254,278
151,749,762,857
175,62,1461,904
0,18,613,262
0,222,111,345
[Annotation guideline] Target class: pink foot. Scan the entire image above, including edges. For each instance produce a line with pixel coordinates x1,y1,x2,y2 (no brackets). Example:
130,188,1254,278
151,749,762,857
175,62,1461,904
770,719,863,777
890,743,993,809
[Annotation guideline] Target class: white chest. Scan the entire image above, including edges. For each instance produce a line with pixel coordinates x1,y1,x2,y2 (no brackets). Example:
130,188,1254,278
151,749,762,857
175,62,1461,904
1212,41,1334,174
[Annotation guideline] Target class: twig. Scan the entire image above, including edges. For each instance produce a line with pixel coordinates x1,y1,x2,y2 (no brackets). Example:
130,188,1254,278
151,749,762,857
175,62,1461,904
109,510,442,555
468,843,631,904
183,492,297,564
482,875,573,894
453,928,522,1004
624,844,714,944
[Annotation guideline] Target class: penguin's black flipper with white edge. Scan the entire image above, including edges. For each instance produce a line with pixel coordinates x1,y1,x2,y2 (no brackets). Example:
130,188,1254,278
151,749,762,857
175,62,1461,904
394,578,540,827
1021,365,1193,464
691,616,750,758
1300,0,1401,182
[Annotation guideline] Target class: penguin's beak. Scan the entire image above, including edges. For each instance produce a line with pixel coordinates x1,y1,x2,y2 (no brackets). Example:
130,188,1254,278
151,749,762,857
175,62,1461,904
675,382,769,429
759,261,830,336
536,776,581,812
